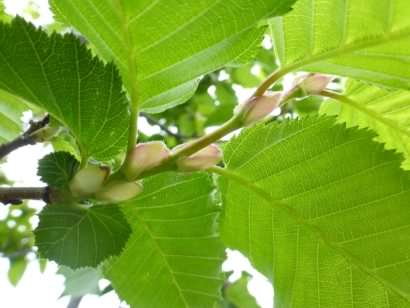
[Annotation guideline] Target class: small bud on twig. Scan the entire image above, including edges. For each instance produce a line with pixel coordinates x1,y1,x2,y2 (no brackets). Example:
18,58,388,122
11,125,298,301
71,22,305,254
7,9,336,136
176,144,222,171
69,165,110,197
123,141,170,180
298,74,333,95
96,180,143,203
234,92,281,126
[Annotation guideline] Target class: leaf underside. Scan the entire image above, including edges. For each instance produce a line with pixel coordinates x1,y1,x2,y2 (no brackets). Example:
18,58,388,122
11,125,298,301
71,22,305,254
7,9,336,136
52,0,297,112
104,172,225,308
58,265,102,297
221,116,410,307
37,152,79,189
35,204,131,269
321,80,410,170
270,0,410,89
0,17,129,160
0,90,26,143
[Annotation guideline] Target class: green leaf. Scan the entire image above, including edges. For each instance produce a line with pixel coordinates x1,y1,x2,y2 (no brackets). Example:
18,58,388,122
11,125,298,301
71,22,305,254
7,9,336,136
58,266,102,297
37,152,79,189
206,82,237,126
8,257,28,286
270,0,410,89
35,204,131,268
225,275,259,308
51,0,297,113
230,64,261,88
104,172,225,308
0,17,129,160
321,81,410,169
0,0,11,23
0,90,26,143
220,116,410,307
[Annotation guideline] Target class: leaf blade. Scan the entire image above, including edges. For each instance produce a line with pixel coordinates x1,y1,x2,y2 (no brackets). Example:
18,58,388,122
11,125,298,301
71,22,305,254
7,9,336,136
270,0,410,89
0,17,129,160
37,152,79,189
52,0,297,112
220,116,410,307
320,81,410,169
104,172,225,308
35,204,131,268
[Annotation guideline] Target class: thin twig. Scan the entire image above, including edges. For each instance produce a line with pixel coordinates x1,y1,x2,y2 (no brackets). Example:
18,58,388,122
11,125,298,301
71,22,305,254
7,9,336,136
67,296,83,308
0,114,50,159
253,68,290,97
141,112,186,142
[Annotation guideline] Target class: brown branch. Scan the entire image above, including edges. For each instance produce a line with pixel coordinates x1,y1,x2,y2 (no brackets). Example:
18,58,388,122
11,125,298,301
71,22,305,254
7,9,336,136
0,114,50,160
0,186,50,205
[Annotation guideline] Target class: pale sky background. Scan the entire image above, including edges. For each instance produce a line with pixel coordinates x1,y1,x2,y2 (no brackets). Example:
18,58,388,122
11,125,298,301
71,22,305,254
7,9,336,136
0,1,274,307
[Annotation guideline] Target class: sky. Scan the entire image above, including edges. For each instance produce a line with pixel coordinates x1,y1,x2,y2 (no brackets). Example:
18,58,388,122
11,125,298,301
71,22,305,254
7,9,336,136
0,1,274,307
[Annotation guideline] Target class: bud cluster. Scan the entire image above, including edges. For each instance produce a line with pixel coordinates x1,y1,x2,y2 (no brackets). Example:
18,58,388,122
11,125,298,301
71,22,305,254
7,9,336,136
68,141,223,203
69,164,142,203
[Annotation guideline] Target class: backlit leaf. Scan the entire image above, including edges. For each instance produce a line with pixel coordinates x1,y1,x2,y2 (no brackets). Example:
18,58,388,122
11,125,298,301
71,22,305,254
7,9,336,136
52,0,297,112
321,80,410,169
270,0,410,89
105,172,225,308
221,116,410,307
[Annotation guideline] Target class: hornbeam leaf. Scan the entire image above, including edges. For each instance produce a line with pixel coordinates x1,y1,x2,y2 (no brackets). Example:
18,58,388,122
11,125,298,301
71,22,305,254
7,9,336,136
224,275,259,308
0,90,26,143
270,0,410,89
0,17,129,160
321,80,410,169
104,172,225,308
0,0,11,23
51,0,297,113
220,116,410,307
37,152,79,189
35,204,131,268
58,266,102,297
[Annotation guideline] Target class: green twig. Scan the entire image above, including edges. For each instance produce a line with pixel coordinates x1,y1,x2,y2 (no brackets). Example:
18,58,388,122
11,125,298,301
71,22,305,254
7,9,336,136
253,68,290,97
137,117,243,179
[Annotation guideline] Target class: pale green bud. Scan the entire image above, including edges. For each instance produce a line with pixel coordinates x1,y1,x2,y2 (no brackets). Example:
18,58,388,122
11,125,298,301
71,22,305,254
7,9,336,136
235,93,281,126
96,180,143,203
123,141,170,180
69,165,110,197
176,144,222,171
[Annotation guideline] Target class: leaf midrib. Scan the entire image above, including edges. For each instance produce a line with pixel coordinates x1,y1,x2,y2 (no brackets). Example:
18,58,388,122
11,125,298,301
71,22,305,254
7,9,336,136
281,26,410,74
137,215,191,308
221,169,410,303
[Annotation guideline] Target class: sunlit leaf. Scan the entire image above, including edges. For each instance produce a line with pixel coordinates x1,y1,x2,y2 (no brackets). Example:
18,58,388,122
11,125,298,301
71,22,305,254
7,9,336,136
105,172,225,308
221,116,410,307
321,80,410,169
52,0,297,112
270,0,410,89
